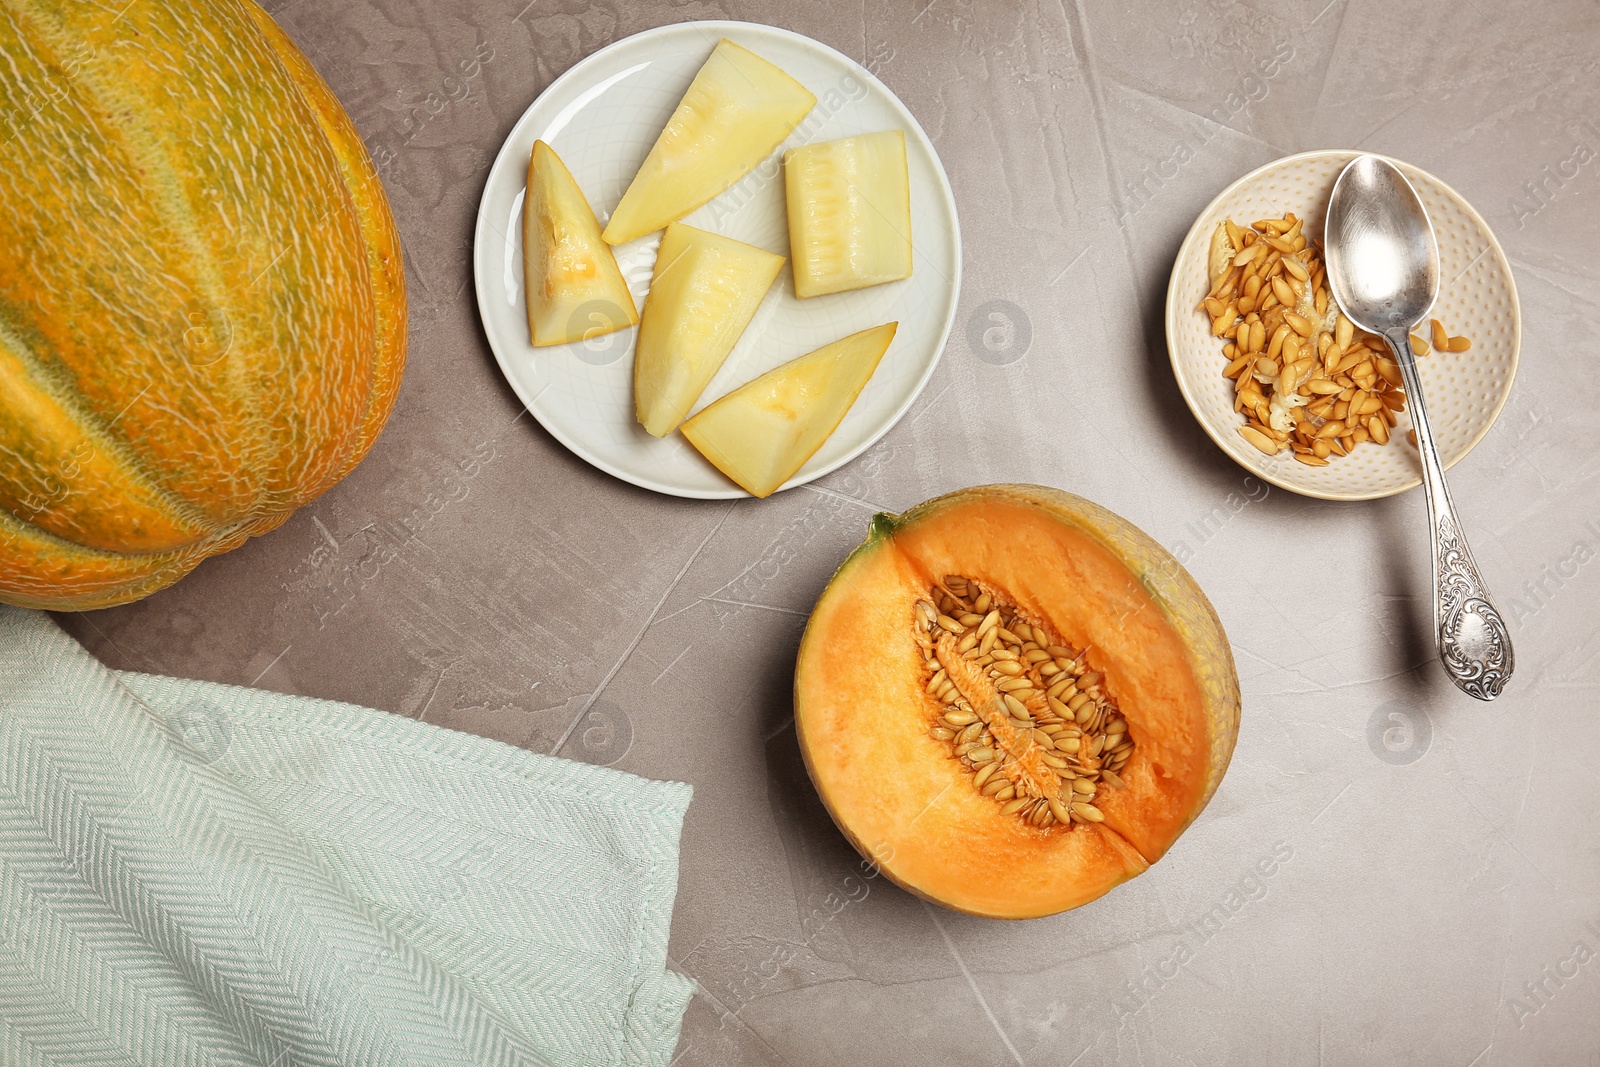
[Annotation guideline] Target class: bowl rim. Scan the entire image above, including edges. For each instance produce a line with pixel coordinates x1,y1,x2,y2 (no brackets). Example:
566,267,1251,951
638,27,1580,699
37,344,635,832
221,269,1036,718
1163,149,1522,502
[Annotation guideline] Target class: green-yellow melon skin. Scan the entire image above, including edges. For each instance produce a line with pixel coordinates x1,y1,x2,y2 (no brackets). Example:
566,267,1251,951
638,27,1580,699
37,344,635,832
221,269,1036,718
0,0,406,610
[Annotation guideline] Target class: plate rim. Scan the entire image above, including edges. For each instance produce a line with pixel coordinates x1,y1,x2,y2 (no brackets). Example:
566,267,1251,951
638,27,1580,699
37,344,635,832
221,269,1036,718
471,18,963,500
1163,148,1522,502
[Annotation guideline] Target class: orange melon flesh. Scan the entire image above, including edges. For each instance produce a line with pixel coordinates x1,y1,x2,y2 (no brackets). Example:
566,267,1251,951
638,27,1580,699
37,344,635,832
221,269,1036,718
795,485,1240,918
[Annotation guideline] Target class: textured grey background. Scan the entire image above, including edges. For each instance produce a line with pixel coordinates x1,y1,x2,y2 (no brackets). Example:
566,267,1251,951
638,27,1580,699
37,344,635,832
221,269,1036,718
58,0,1600,1063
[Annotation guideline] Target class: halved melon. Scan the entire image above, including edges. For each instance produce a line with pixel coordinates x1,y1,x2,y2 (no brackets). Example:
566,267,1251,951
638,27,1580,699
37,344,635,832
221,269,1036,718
795,485,1240,918
524,140,637,347
634,222,784,437
601,39,816,246
680,322,895,497
784,131,913,298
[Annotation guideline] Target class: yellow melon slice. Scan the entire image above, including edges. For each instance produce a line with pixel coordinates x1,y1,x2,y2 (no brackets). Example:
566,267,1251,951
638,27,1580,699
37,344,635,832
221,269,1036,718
524,140,638,347
634,223,785,437
680,323,896,497
784,131,913,298
601,40,816,246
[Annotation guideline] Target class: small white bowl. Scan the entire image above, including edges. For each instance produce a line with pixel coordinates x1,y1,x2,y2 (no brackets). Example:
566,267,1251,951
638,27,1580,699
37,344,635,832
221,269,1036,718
1165,150,1520,501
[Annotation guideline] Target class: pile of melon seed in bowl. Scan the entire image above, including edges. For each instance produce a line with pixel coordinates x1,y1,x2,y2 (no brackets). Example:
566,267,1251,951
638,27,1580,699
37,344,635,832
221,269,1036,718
913,574,1132,830
1202,211,1471,466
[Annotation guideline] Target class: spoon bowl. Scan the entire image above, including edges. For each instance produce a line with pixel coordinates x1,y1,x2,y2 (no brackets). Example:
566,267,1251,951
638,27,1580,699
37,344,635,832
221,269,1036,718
1324,155,1513,701
1324,157,1440,335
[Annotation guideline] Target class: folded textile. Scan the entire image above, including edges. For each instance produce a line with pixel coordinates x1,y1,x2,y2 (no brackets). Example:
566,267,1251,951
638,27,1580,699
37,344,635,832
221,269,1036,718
0,606,693,1067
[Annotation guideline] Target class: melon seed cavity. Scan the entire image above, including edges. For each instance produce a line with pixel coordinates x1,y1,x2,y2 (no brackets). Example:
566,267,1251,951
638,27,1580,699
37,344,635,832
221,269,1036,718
913,575,1133,831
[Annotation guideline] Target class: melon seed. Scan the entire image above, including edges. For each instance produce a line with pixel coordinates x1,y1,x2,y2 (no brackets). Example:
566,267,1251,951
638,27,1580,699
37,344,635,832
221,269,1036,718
913,578,1135,832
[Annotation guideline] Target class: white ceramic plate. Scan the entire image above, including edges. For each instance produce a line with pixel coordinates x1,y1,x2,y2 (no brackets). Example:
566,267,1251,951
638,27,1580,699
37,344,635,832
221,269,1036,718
1165,150,1520,501
473,21,961,499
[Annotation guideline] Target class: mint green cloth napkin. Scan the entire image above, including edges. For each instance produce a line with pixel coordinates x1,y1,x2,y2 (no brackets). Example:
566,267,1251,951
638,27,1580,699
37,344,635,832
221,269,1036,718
0,606,693,1067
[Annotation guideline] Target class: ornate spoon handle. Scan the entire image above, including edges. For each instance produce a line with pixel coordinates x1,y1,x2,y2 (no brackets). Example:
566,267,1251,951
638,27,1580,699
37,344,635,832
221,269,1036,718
1382,329,1514,700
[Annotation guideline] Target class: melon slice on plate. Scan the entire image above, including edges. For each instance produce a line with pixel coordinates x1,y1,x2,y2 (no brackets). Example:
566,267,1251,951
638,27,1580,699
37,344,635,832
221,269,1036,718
601,39,816,246
634,223,785,437
524,140,638,347
784,130,913,298
680,322,896,498
795,485,1242,918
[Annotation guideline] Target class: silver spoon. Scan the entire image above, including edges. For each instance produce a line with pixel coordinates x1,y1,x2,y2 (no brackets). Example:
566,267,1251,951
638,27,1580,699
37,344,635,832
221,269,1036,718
1323,154,1513,700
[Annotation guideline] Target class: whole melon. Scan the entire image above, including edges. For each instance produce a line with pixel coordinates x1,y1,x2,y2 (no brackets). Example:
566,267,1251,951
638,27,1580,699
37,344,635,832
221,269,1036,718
0,0,405,609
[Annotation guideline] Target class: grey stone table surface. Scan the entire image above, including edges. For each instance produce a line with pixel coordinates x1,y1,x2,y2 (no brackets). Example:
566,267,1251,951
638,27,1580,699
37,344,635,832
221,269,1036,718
59,0,1600,1063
